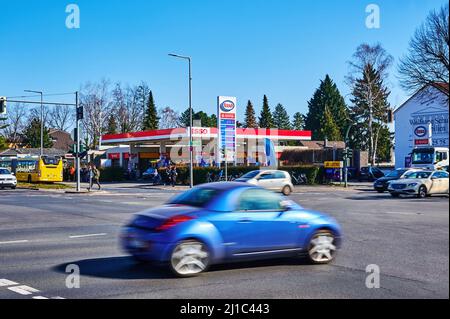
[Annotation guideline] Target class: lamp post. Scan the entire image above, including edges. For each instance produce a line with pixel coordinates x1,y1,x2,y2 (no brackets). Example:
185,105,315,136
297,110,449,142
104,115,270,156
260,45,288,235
24,90,44,157
169,53,193,188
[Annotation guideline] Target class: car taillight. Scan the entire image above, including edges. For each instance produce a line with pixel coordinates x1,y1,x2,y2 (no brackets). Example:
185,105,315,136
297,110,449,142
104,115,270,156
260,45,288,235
155,215,194,232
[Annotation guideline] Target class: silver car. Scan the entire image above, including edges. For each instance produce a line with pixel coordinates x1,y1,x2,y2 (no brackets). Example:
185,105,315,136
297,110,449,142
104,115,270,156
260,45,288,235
388,170,449,198
236,170,294,195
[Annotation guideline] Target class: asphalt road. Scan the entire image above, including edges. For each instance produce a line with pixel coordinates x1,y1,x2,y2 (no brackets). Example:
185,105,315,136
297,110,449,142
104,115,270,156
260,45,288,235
0,185,448,299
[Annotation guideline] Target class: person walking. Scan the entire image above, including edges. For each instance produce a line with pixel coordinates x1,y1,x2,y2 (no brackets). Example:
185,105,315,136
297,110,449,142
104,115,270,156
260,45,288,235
88,163,102,191
170,165,178,187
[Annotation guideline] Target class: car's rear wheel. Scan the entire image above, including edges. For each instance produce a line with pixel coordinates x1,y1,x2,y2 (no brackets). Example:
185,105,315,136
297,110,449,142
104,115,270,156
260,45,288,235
417,186,427,199
169,240,210,277
306,230,337,264
282,185,292,196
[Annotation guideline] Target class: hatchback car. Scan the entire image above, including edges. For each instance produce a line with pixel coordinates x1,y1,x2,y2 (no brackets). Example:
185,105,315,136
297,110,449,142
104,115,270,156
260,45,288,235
121,182,342,277
235,170,294,195
358,166,385,182
0,168,17,189
388,170,449,198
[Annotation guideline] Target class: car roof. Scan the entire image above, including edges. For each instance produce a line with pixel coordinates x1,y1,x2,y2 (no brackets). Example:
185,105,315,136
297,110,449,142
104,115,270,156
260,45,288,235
196,181,257,191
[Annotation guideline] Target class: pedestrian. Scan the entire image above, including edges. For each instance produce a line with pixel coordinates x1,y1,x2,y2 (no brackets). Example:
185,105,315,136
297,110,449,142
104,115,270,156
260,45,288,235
88,163,102,191
170,165,178,187
69,166,75,182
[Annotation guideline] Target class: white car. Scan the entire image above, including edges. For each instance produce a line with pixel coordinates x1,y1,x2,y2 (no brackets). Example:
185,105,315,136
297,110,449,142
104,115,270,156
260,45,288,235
0,168,17,189
236,170,294,195
388,170,449,198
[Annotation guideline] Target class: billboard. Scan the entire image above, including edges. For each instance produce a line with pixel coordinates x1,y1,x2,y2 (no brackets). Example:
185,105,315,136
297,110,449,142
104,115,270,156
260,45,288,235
413,123,432,147
217,96,237,163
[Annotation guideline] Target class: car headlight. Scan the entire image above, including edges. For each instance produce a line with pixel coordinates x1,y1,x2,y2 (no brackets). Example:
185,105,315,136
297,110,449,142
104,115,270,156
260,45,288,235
407,183,418,187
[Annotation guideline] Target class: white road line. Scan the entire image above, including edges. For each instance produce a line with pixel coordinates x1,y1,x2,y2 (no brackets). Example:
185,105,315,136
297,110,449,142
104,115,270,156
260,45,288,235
69,233,107,239
32,296,49,299
0,240,29,245
8,285,39,295
0,279,18,287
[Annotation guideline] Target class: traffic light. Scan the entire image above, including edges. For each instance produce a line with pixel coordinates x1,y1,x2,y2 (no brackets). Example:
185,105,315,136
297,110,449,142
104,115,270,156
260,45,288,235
347,149,353,158
0,97,6,115
76,106,84,120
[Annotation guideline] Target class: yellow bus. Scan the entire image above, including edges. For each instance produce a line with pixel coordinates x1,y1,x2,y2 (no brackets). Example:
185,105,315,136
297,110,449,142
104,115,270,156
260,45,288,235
0,156,63,183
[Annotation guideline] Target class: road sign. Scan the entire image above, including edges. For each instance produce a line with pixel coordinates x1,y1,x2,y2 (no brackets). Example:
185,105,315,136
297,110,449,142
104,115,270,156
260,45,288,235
324,161,344,169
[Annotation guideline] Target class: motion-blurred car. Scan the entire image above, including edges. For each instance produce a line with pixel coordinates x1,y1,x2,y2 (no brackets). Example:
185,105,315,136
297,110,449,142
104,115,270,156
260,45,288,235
121,182,342,277
0,168,17,189
388,170,449,198
235,170,294,195
373,168,415,192
358,166,385,182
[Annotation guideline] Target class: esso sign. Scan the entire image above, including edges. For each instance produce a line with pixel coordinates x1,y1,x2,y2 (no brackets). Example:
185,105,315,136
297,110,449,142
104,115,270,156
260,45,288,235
220,100,235,113
414,126,427,138
192,128,209,135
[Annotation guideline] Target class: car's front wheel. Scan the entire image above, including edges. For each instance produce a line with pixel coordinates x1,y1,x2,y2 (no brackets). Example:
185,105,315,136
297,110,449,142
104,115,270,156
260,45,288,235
306,230,337,264
417,185,427,199
169,240,210,277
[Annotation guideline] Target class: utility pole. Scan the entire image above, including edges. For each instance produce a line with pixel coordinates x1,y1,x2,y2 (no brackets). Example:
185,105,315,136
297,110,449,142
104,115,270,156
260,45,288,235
24,90,43,157
75,91,81,192
344,124,354,188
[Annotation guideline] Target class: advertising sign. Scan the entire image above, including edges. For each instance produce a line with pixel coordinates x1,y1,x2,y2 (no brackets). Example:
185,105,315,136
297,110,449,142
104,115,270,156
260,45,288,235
413,123,432,147
324,161,344,169
217,96,237,163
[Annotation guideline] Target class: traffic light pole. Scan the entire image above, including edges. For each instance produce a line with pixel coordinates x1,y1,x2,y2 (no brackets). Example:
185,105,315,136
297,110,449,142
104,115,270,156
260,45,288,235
344,124,354,188
75,91,81,192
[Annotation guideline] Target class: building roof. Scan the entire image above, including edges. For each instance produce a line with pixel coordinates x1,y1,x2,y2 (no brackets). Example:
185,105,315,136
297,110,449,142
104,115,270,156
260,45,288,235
0,148,67,157
49,129,74,152
299,140,346,150
394,82,449,114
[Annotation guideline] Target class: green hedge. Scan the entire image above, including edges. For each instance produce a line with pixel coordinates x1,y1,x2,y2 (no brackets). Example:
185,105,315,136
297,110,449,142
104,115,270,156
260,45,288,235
159,165,323,186
99,167,126,182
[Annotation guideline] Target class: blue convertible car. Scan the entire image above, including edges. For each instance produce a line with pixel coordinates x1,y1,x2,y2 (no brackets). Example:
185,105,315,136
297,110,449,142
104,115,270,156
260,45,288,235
121,182,342,277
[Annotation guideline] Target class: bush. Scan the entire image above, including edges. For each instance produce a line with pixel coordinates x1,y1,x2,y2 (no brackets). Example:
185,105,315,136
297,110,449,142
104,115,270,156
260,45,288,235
99,167,126,182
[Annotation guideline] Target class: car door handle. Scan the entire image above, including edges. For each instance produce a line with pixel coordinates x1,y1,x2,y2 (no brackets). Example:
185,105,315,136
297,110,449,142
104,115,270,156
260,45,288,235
238,218,253,223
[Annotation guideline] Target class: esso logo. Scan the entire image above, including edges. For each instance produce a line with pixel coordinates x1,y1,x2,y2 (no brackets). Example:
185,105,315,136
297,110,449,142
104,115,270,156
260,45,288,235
192,128,209,135
414,126,427,138
220,100,235,113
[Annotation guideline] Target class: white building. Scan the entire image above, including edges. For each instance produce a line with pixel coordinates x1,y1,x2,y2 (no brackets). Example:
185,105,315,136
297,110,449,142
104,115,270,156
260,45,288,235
394,83,449,168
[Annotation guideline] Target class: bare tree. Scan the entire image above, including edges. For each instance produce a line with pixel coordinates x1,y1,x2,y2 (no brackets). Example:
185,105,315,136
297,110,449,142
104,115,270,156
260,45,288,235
398,4,449,95
347,43,393,165
49,105,75,131
2,103,27,146
159,106,180,129
79,79,112,149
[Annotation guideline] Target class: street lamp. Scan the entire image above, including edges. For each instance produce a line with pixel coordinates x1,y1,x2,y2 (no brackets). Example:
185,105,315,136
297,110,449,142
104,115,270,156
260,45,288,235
25,90,44,157
169,53,193,188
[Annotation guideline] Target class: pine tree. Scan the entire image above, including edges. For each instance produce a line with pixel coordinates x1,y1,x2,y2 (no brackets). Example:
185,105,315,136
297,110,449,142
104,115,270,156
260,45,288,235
142,91,159,130
272,103,292,129
259,95,274,128
23,117,53,149
244,100,258,128
320,106,341,141
305,75,348,140
105,113,118,135
292,112,305,130
179,108,193,127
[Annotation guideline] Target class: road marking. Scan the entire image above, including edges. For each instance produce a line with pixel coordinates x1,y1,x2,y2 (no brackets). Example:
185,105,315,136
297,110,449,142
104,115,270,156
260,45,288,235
0,279,18,287
32,296,49,299
8,285,39,295
0,240,29,245
69,233,107,239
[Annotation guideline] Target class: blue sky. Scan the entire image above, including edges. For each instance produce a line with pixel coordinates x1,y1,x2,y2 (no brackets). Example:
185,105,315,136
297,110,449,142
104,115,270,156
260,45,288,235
0,0,447,122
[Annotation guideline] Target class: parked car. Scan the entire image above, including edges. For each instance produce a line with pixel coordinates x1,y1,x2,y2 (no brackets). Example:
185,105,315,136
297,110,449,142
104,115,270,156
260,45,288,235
373,168,415,193
235,170,294,195
388,170,449,198
121,182,342,277
358,166,385,182
0,168,17,189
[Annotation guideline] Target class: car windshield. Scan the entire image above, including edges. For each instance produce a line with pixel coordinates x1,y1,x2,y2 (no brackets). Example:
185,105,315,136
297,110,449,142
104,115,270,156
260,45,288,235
0,168,11,175
412,150,434,164
404,171,432,179
386,169,407,178
240,171,261,179
169,188,221,208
